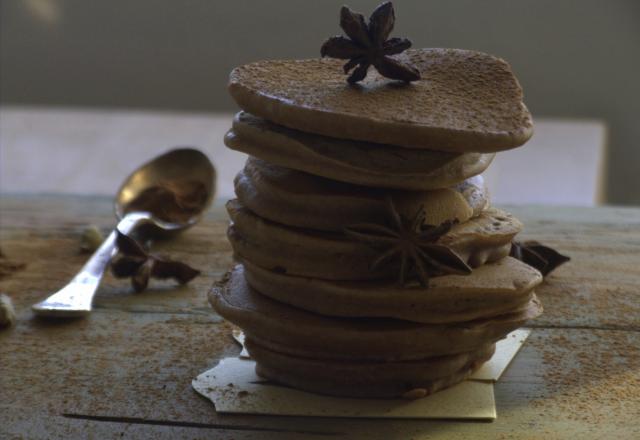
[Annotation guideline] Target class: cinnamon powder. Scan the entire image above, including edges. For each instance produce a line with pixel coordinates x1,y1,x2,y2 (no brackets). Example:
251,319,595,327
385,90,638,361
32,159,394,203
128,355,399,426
126,180,208,224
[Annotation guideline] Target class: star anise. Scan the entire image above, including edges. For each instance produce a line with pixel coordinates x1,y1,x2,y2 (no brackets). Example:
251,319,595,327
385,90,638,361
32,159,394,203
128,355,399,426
321,2,421,84
110,231,200,292
343,196,472,287
510,240,570,277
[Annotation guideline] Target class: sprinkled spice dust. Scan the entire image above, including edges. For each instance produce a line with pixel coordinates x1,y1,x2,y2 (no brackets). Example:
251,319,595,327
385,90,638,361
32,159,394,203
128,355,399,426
528,328,640,426
125,179,208,224
514,216,640,330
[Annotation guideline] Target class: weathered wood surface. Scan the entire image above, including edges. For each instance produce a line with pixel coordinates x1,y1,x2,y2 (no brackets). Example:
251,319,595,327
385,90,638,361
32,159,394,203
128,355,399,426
1,195,639,439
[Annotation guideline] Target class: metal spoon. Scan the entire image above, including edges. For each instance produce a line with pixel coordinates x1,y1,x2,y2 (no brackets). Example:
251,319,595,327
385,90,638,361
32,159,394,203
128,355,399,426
32,148,216,318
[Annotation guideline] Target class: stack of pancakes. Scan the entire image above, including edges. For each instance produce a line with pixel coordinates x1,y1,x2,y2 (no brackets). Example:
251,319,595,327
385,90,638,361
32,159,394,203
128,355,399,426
211,48,543,398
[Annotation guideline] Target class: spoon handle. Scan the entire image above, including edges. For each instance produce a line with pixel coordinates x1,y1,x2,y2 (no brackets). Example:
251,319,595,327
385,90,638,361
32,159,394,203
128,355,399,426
32,213,150,318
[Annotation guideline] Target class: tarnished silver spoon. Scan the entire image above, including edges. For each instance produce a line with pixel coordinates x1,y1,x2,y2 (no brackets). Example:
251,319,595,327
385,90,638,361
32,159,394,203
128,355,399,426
32,148,215,318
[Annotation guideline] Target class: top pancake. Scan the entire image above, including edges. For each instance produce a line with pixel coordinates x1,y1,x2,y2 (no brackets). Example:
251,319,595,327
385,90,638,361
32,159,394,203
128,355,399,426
229,48,533,153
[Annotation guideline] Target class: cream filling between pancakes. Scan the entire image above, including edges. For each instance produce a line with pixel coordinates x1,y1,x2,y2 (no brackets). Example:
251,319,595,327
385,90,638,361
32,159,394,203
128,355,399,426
235,157,490,232
225,111,495,190
227,198,521,281
209,265,543,361
242,257,541,324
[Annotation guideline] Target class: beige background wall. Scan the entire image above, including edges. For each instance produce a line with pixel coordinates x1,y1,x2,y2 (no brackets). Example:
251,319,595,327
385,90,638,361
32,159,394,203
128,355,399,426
1,0,639,204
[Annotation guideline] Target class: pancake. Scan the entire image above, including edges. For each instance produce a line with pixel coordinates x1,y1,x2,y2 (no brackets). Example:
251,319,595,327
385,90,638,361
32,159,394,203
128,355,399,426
247,338,495,398
227,199,520,281
228,48,533,153
242,257,542,324
209,264,542,361
235,157,489,232
226,112,495,190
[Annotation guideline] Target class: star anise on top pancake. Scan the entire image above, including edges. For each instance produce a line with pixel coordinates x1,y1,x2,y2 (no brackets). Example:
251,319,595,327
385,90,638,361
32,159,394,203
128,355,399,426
343,196,472,287
320,2,421,84
510,240,570,277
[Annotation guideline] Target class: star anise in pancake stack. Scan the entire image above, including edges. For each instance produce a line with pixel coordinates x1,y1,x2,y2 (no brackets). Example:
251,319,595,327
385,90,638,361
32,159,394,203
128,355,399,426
343,197,472,287
321,1,421,84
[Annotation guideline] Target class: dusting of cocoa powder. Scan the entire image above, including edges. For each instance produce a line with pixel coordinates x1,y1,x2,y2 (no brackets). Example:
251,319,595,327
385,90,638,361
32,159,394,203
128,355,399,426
125,180,208,224
529,329,639,426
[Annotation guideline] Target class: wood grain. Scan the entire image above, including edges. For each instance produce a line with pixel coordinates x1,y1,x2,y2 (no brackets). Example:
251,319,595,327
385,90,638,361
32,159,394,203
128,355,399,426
1,195,639,439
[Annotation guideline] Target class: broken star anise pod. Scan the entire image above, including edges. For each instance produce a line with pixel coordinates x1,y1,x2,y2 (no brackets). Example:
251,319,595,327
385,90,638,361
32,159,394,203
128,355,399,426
321,1,421,84
343,196,472,287
110,231,200,292
510,240,570,277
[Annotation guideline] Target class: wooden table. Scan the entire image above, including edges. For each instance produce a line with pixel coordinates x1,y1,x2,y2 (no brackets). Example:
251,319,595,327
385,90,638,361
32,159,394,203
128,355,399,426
1,195,638,439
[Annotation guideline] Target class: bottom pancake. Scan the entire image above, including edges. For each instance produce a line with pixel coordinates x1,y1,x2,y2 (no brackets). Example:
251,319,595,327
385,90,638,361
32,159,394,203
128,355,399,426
247,338,495,398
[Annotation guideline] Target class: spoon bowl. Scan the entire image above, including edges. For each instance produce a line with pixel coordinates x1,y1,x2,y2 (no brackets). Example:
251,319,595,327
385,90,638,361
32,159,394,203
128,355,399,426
115,147,216,235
